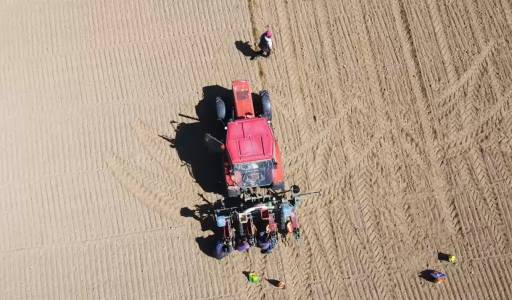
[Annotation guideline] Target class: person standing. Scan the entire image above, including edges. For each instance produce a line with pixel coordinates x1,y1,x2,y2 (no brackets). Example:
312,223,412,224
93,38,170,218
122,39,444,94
251,29,273,60
259,30,273,57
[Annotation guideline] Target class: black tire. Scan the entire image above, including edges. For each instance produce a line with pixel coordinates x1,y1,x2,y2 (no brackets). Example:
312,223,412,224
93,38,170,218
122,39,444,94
259,90,272,121
226,102,234,122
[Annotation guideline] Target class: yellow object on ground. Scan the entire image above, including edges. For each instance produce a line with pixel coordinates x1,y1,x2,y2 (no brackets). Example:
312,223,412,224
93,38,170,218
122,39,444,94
448,255,457,264
248,273,261,284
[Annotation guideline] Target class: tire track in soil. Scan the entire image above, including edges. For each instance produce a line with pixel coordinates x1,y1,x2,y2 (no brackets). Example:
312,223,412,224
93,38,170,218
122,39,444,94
309,0,347,120
437,52,489,131
434,45,498,145
282,0,354,183
106,120,203,219
501,0,512,31
325,201,355,296
380,129,424,249
132,120,184,175
393,118,430,173
352,0,390,140
446,59,501,145
485,147,512,240
444,89,512,159
463,0,503,95
292,0,412,207
272,0,308,134
425,0,457,83
299,132,387,211
283,85,368,162
391,0,462,235
296,137,422,271
466,147,508,252
107,156,189,219
337,208,382,300
436,41,496,109
284,109,346,171
307,208,346,299
352,163,394,300
347,3,424,294
278,228,314,300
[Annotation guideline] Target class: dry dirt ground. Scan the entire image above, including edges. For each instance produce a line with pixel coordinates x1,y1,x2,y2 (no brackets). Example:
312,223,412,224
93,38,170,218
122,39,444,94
2,0,512,299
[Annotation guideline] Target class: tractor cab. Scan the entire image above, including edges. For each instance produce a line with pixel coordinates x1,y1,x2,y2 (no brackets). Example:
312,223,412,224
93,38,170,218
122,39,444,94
225,118,275,190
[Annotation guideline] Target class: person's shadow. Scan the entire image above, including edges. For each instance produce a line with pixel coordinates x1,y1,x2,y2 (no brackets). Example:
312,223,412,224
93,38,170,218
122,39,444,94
235,41,259,60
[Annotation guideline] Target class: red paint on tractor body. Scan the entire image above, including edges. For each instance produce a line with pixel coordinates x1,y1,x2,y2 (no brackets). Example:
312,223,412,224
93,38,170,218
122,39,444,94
232,80,255,118
225,118,273,164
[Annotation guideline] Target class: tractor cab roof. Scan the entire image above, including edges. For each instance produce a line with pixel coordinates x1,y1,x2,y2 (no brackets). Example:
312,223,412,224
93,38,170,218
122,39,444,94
226,118,274,164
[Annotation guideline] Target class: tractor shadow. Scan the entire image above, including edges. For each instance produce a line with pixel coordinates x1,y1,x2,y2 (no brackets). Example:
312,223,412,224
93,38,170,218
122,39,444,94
163,121,223,194
180,194,246,258
165,84,265,196
164,85,231,195
180,194,219,258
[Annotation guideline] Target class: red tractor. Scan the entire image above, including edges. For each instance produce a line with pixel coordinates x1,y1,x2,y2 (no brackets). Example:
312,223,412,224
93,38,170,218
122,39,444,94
207,80,285,198
205,81,317,259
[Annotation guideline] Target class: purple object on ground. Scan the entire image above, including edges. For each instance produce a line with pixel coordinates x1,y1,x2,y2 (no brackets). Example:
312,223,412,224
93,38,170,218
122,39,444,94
258,232,273,252
236,241,250,252
214,241,230,260
431,271,447,280
260,240,271,250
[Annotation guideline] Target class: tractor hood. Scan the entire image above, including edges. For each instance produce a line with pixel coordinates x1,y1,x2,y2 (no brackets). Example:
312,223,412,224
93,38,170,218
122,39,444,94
226,118,274,164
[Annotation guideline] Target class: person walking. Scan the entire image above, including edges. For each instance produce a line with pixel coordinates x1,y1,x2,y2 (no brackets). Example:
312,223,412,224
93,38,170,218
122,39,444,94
259,30,273,57
251,29,273,60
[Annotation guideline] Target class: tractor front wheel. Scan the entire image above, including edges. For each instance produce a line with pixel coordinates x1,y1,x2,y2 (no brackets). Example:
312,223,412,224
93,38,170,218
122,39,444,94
216,97,226,121
259,90,272,121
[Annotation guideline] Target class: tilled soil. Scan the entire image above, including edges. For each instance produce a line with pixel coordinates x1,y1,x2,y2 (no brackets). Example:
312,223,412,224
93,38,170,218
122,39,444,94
1,0,512,299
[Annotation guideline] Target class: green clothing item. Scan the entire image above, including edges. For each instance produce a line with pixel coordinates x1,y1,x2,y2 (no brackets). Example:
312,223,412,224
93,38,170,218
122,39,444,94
248,273,261,284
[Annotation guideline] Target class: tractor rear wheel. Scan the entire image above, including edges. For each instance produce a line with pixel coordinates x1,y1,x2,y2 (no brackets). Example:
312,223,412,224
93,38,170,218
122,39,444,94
216,97,226,121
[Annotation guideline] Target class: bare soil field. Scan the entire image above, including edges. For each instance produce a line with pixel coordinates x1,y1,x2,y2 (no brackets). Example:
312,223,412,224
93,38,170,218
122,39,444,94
1,0,512,299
